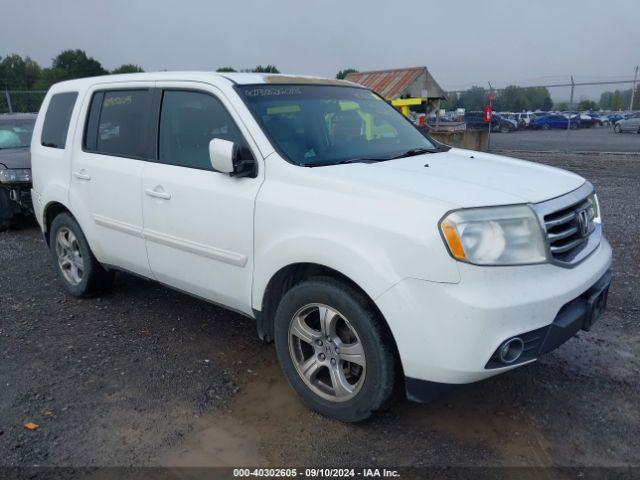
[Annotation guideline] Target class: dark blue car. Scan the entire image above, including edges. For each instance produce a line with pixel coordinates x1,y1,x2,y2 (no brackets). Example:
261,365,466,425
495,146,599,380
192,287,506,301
531,114,579,130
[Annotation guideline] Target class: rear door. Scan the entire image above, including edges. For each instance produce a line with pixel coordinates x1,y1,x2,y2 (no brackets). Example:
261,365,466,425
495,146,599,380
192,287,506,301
69,84,154,277
141,83,263,314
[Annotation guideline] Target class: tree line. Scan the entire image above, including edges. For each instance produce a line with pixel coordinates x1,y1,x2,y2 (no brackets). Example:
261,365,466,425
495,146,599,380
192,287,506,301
441,85,554,112
0,50,282,113
0,49,285,90
442,85,638,112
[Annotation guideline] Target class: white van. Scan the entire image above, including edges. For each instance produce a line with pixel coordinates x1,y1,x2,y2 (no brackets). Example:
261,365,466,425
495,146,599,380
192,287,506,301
30,72,612,421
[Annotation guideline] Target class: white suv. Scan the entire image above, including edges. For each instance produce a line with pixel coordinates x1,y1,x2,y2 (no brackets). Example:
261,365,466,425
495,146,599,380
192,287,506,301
30,72,612,422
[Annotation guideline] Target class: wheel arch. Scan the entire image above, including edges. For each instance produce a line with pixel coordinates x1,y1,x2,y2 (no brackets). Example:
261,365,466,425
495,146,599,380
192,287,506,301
256,262,402,372
43,201,76,245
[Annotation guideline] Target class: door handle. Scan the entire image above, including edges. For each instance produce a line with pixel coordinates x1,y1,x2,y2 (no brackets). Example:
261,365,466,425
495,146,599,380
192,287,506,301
145,187,171,200
73,170,91,181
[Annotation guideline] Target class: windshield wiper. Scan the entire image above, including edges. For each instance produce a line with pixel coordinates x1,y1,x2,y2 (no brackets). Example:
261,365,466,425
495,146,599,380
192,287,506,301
300,158,384,167
388,148,437,160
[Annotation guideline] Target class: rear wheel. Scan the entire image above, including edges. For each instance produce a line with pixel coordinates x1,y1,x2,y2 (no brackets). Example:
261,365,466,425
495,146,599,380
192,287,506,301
570,122,578,130
274,277,397,422
49,213,114,297
542,123,550,130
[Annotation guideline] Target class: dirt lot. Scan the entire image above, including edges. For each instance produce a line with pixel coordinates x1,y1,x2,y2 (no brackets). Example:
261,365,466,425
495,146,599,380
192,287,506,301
1,152,639,474
490,126,640,153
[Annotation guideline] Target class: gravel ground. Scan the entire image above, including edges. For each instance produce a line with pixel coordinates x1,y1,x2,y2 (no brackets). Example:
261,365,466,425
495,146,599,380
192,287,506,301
490,127,640,153
0,152,639,473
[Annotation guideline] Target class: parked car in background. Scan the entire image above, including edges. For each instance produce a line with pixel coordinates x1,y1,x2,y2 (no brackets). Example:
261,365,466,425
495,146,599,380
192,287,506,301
492,113,518,132
607,113,625,124
512,112,536,129
0,113,37,231
577,114,601,128
463,111,489,129
614,113,640,133
463,112,517,132
588,113,609,126
531,114,579,130
31,72,611,421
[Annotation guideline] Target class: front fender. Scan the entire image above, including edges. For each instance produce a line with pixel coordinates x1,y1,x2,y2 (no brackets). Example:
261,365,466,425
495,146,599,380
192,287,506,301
252,235,400,310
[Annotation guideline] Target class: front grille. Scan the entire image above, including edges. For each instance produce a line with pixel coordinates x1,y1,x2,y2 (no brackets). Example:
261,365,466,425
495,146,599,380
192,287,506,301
543,197,595,263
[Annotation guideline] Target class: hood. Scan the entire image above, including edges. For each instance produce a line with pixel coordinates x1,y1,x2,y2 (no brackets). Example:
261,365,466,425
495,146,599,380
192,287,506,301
314,148,585,208
0,147,31,170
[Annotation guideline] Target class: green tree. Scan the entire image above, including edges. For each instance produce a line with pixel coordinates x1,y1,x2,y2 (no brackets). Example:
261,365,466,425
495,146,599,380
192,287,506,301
111,64,144,74
216,67,237,72
577,99,598,111
51,49,107,81
336,68,358,80
251,65,280,73
0,54,41,89
611,90,624,110
441,92,460,111
457,86,487,111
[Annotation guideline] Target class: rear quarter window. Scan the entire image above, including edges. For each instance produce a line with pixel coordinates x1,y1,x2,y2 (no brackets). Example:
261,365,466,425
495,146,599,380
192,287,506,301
41,92,78,149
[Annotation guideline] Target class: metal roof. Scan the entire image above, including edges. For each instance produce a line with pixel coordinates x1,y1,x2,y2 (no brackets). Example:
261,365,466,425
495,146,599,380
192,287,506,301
345,67,446,100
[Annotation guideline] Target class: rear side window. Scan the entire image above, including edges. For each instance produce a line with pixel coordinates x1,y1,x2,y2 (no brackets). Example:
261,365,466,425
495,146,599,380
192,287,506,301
84,90,152,159
158,90,252,170
41,92,78,149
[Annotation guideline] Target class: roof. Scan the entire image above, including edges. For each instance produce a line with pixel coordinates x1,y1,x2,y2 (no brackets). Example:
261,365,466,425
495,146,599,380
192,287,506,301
48,71,354,91
345,67,447,100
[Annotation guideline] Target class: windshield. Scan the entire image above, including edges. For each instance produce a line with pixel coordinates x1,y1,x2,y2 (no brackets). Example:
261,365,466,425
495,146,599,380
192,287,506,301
0,119,35,149
237,85,438,166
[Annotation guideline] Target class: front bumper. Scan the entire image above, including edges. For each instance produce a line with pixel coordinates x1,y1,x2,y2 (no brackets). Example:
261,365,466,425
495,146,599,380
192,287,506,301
375,237,612,397
0,183,33,214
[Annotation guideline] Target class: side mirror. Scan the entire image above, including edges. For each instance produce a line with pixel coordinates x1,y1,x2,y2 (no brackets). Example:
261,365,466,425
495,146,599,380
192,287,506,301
209,138,256,178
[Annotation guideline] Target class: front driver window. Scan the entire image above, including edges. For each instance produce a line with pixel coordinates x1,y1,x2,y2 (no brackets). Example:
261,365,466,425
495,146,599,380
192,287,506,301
159,90,251,170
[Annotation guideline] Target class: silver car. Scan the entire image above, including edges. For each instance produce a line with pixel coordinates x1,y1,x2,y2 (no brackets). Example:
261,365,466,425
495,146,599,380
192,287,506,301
0,113,37,231
614,112,640,133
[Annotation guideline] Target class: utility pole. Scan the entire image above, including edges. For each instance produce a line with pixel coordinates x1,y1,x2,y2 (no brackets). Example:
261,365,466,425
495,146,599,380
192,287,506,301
630,65,639,112
566,76,575,151
487,81,493,151
4,81,13,114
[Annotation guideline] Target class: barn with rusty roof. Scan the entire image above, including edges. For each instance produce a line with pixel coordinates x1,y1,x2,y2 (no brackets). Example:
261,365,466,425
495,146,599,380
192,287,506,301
345,66,447,116
345,67,446,100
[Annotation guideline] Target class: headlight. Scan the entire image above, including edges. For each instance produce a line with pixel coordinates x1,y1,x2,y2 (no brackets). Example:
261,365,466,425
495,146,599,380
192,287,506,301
0,168,31,184
440,205,547,266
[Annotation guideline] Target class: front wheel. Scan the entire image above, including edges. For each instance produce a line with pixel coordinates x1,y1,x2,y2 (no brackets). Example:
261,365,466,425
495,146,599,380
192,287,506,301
614,124,622,133
542,123,550,130
49,213,114,297
570,123,578,130
274,277,397,422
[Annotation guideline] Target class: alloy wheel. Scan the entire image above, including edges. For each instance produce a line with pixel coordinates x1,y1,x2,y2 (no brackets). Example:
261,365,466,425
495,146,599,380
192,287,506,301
288,303,366,402
55,227,84,285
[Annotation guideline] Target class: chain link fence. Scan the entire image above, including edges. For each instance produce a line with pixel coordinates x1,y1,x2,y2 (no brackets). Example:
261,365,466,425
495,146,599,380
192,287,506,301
1,90,47,114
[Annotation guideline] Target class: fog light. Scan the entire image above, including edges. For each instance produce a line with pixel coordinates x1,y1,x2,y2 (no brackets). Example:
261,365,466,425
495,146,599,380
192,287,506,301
498,337,524,364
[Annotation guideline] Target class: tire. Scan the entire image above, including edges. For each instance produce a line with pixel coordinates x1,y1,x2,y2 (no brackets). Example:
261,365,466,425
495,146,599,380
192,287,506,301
500,124,510,133
614,124,622,133
0,188,19,232
542,123,550,130
570,122,578,130
274,277,397,422
49,213,114,297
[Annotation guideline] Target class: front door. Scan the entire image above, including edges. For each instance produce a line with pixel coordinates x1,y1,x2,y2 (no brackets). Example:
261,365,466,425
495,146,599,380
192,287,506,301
141,85,263,314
